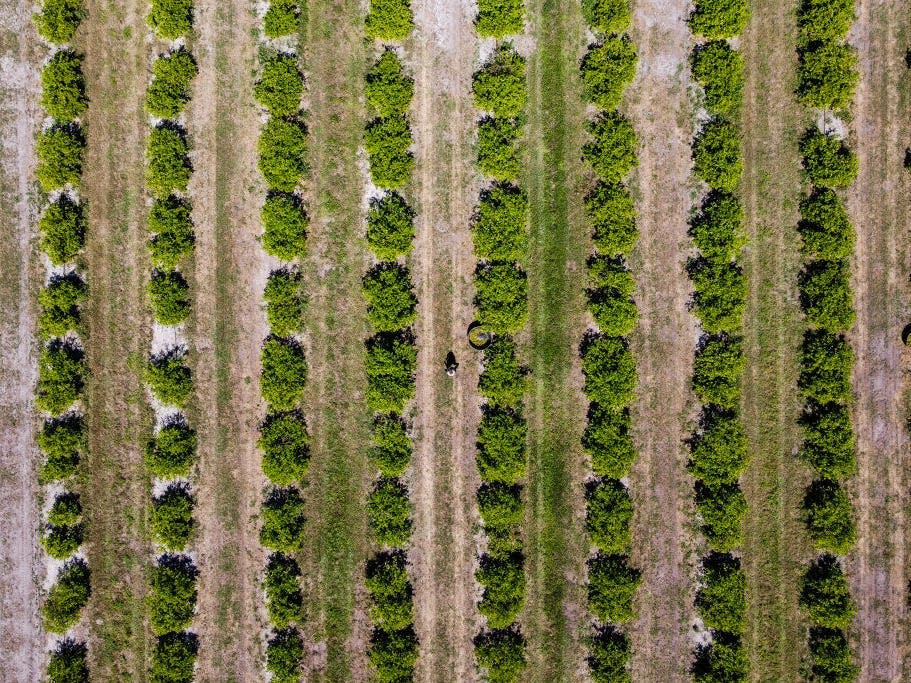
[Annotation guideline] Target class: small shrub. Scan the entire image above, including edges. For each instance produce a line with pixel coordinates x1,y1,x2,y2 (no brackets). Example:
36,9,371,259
261,487,306,552
799,553,855,629
369,627,419,683
588,626,631,683
472,183,528,262
47,638,89,683
365,115,413,190
580,37,638,110
146,416,197,478
799,259,854,332
798,188,854,260
38,414,85,483
695,552,745,633
370,413,412,477
473,45,526,118
688,409,749,486
691,41,744,117
365,550,414,630
582,0,631,34
478,483,523,531
38,273,87,339
363,263,418,332
366,192,414,259
586,181,638,255
587,553,641,624
36,123,84,191
690,191,746,262
478,337,527,408
267,628,304,683
474,262,528,334
689,257,747,334
688,0,749,39
477,116,522,180
808,627,858,682
264,553,303,628
147,0,193,40
259,117,308,192
34,0,86,44
146,348,192,407
365,332,417,413
800,129,858,188
258,410,310,485
264,0,300,38
365,0,414,41
41,50,87,121
799,330,853,405
474,627,526,683
804,479,856,554
366,49,414,117
693,119,742,192
261,336,308,410
261,192,308,260
146,124,191,198
254,53,304,117
796,0,854,44
37,340,85,415
586,479,633,554
695,481,746,552
368,477,412,547
42,558,90,633
587,256,637,337
692,333,744,411
146,49,198,119
41,523,83,559
476,406,527,484
583,404,636,479
264,269,306,336
581,334,637,410
149,631,198,683
151,483,195,551
48,492,82,527
583,112,638,182
475,0,524,39
477,552,525,629
39,195,85,265
797,42,858,111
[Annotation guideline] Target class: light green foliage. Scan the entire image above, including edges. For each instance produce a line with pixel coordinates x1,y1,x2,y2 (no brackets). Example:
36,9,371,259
800,403,856,479
261,336,307,411
587,553,641,624
37,340,84,415
258,410,310,485
797,0,854,44
800,129,858,188
580,37,638,110
581,335,637,410
799,259,854,332
42,558,89,633
695,481,746,552
36,124,84,191
260,487,306,552
261,192,308,260
365,115,413,190
477,116,522,180
38,415,85,484
587,256,637,337
478,483,522,531
39,195,85,266
583,404,636,479
474,263,528,334
365,551,414,631
146,49,198,119
267,628,304,683
474,627,526,683
365,0,414,41
690,191,745,262
41,50,87,121
472,45,526,118
147,269,190,325
370,414,412,477
586,182,638,256
368,477,412,547
363,263,418,332
583,112,638,182
48,492,81,527
146,349,192,408
41,523,83,559
586,479,633,554
696,552,745,633
798,42,858,111
804,479,856,554
146,417,197,478
472,183,527,262
264,269,306,337
688,0,749,39
264,0,300,38
150,632,197,683
149,197,194,270
147,0,193,40
582,0,631,34
254,53,303,117
800,554,855,629
259,118,308,192
478,337,527,408
477,552,525,628
38,273,86,339
264,553,303,628
151,484,195,551
47,638,89,683
476,407,527,484
146,125,191,198
34,0,86,44
475,0,525,39
693,119,742,192
365,333,417,413
588,627,631,683
366,192,414,259
691,41,744,117
366,50,414,117
798,188,854,261
799,330,853,405
688,410,749,485
689,258,747,334
693,334,744,410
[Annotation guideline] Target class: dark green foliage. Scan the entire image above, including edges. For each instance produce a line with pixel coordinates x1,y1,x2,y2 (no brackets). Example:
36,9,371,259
261,336,307,411
799,259,855,332
363,263,418,332
478,483,523,531
475,0,525,39
34,0,86,44
261,192,308,260
365,332,417,413
796,0,854,44
259,410,309,485
691,41,744,117
473,45,526,118
580,37,638,110
476,407,527,484
370,414,412,477
149,553,197,635
477,116,522,180
365,551,414,630
583,112,638,182
147,0,193,40
151,484,195,551
368,477,412,547
807,627,858,682
587,256,638,337
254,53,304,117
366,192,414,259
149,197,194,270
38,273,87,339
146,416,197,478
474,263,528,334
264,553,303,628
693,334,744,410
804,479,856,554
800,130,858,188
146,349,192,407
264,269,306,337
688,409,749,486
582,0,631,34
259,118,308,192
473,183,527,262
690,191,745,262
586,181,638,255
477,552,525,629
693,119,742,192
800,402,856,479
583,404,636,478
41,523,83,559
478,337,527,408
48,492,82,527
366,49,414,117
266,628,304,683
799,330,853,405
36,340,84,415
37,414,85,483
42,558,89,633
689,258,747,334
365,0,414,41
587,553,641,624
693,632,748,683
696,552,745,633
146,124,191,198
586,479,633,554
147,269,190,325
798,188,854,260
695,481,746,552
588,626,631,683
149,632,198,683
146,49,197,118
800,554,855,629
264,0,300,38
365,115,413,189
39,195,85,265
41,50,87,121
36,123,84,191
797,43,858,111
474,627,527,683
47,638,89,683
260,487,306,552
369,627,419,683
688,0,749,39
581,334,637,410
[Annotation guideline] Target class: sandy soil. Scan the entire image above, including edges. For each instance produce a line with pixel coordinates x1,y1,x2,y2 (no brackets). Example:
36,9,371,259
189,0,265,679
847,0,911,678
409,0,480,679
0,1,42,678
625,0,697,679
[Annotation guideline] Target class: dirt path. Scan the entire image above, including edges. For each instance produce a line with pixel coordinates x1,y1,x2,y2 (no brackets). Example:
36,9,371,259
740,0,808,679
189,0,264,679
847,0,911,678
80,0,153,676
625,0,695,679
0,2,42,678
408,0,479,680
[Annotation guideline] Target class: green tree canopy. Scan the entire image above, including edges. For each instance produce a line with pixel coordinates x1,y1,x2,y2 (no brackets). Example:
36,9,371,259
36,123,84,191
476,407,527,484
146,416,197,478
804,479,857,554
38,272,87,339
366,49,414,117
41,50,87,121
261,336,308,411
37,340,85,415
580,37,638,110
255,53,304,117
34,0,86,44
695,552,746,633
146,348,193,408
583,404,636,479
365,0,414,41
473,183,528,262
39,195,85,265
586,181,638,256
147,0,193,40
688,0,749,39
261,487,306,553
473,44,527,118
264,269,306,337
691,40,744,117
366,192,414,259
799,259,855,333
365,115,414,190
583,112,638,182
586,479,633,554
474,263,528,334
365,332,417,413
147,48,198,119
363,262,418,332
147,269,190,325
151,483,195,551
798,188,854,260
799,554,855,629
582,0,631,34
587,553,641,624
479,337,527,408
259,118,308,192
146,124,191,198
798,42,858,111
261,192,308,260
800,129,858,188
693,119,743,192
581,334,637,410
475,0,525,39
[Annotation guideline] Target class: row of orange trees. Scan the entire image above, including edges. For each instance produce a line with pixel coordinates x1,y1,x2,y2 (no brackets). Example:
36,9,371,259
686,0,751,679
576,0,641,680
794,0,860,679
32,1,92,680
470,1,531,680
253,1,311,681
361,1,421,679
142,0,201,679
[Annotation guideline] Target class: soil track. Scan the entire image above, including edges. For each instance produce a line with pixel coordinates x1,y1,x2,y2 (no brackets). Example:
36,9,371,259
409,0,479,679
625,0,695,679
847,0,911,678
0,1,42,678
189,0,264,679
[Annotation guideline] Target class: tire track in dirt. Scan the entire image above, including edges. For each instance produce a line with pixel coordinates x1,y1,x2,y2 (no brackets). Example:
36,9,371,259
847,0,911,678
625,0,695,679
410,0,478,679
0,2,42,678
